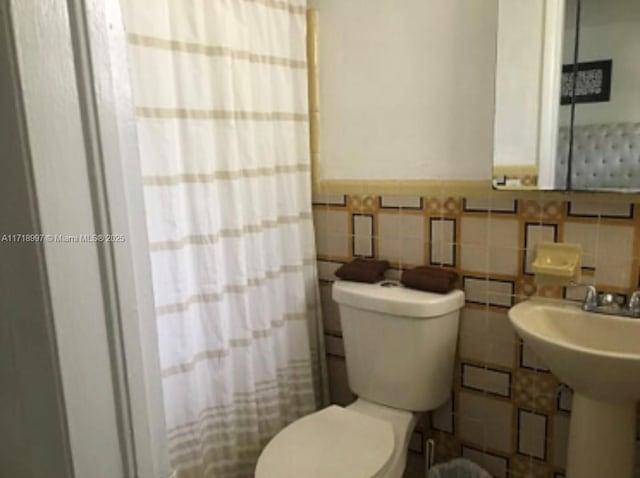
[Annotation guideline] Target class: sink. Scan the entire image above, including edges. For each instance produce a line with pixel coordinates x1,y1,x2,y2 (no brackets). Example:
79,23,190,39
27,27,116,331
509,298,640,478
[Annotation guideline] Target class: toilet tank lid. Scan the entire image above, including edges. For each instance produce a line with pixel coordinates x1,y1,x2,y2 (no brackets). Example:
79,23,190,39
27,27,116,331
332,280,465,318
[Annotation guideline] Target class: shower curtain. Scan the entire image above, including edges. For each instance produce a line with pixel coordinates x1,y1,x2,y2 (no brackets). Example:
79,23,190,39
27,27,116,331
119,1,327,476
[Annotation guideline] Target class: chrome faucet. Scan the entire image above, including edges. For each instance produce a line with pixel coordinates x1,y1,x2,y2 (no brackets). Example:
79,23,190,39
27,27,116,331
581,285,640,318
582,285,598,312
628,291,640,316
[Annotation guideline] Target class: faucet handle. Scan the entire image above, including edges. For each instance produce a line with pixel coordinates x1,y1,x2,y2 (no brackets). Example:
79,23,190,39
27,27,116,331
582,285,598,311
627,291,640,315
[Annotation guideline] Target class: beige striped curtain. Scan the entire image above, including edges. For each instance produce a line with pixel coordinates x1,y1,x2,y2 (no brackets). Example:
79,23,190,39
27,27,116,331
120,1,327,476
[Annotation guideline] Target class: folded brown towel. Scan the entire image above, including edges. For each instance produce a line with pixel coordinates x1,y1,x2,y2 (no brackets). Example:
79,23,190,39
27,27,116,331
335,258,390,283
401,266,459,294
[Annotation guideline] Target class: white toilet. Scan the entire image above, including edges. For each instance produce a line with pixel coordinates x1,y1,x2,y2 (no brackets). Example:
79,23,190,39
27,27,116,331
255,280,465,477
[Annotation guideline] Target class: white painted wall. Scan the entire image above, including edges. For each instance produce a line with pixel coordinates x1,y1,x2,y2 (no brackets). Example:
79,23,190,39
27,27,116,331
0,3,72,476
309,0,497,180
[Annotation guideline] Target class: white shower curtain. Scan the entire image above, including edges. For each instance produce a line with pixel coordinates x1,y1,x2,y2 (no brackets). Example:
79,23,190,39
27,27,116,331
120,1,327,476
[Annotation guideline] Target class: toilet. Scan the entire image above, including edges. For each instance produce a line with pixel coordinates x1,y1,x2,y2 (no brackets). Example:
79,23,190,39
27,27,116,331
255,280,465,477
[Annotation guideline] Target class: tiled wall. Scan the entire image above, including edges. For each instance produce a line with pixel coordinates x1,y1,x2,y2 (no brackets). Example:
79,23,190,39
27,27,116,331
312,192,640,478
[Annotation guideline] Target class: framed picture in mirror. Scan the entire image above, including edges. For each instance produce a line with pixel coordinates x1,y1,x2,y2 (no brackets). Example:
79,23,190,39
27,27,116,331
560,59,612,105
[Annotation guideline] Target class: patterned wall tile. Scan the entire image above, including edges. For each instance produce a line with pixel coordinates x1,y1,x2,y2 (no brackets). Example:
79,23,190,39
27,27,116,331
463,276,514,308
426,196,462,216
564,222,598,269
519,341,551,373
463,197,518,214
312,192,640,478
458,307,516,369
312,193,347,206
347,195,378,212
377,213,425,266
517,409,548,460
513,369,558,413
319,283,341,334
458,391,513,454
557,385,573,413
432,397,455,434
313,209,349,258
326,355,355,406
523,223,558,275
430,431,461,465
379,195,423,209
317,260,343,282
429,218,456,266
510,455,550,478
567,199,634,219
461,363,511,398
352,213,374,258
552,414,570,469
462,446,509,478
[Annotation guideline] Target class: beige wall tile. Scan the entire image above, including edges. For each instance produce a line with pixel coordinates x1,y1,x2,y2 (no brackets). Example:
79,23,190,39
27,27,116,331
312,193,347,206
379,195,423,209
462,364,511,397
461,245,489,273
517,409,547,459
564,222,598,269
327,356,355,406
461,217,489,245
524,223,557,274
459,307,516,368
319,282,341,334
377,213,425,265
568,199,633,218
488,218,519,249
317,260,342,281
353,214,374,257
458,392,513,453
553,414,570,469
432,398,454,433
313,210,349,257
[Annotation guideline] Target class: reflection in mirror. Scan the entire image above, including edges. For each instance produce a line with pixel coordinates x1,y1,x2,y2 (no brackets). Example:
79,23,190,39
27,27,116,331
555,0,579,189
561,0,640,191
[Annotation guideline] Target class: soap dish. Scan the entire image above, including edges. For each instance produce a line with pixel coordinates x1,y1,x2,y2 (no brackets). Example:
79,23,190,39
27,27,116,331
531,242,583,281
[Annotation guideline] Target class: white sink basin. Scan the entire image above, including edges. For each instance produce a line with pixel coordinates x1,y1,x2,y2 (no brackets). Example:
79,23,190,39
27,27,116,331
509,299,640,478
509,299,640,401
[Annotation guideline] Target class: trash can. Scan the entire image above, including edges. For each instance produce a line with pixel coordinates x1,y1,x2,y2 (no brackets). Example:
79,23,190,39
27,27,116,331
428,458,492,478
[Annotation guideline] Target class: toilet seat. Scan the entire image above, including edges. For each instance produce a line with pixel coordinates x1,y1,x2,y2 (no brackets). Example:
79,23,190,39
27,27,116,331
255,405,395,478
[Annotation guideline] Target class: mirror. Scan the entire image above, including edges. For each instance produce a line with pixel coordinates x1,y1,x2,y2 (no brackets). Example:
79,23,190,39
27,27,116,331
493,0,640,192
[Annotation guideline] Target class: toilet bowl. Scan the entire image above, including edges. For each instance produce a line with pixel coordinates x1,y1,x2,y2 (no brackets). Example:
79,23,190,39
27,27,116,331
255,280,464,477
255,400,418,478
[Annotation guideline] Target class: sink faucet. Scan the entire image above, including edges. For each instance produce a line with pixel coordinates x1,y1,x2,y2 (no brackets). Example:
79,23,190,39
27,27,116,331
628,291,640,316
581,285,640,318
582,285,599,312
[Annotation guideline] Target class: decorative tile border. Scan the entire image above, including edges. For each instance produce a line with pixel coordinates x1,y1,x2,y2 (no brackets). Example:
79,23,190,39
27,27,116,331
379,195,423,210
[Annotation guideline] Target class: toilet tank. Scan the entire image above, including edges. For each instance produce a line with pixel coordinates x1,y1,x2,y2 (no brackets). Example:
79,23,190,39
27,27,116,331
332,280,464,412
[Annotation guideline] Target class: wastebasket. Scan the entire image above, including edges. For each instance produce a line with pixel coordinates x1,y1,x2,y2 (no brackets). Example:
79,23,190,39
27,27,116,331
427,458,492,478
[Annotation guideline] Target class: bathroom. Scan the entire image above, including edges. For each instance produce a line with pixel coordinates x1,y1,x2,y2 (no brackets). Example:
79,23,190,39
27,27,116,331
1,0,639,477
